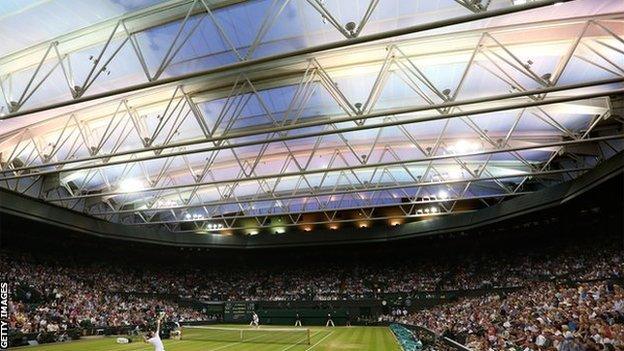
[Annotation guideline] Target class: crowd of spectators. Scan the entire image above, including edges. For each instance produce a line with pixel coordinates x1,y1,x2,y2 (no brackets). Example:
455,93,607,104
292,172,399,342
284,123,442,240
5,244,621,307
5,255,213,335
386,281,624,351
3,234,622,349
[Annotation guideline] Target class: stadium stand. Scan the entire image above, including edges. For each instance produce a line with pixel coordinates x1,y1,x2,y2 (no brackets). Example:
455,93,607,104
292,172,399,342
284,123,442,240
384,281,624,350
390,324,424,351
4,225,622,349
1,0,623,350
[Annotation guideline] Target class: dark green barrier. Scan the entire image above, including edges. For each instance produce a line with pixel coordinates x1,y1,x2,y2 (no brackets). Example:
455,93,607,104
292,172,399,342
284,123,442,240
9,329,81,348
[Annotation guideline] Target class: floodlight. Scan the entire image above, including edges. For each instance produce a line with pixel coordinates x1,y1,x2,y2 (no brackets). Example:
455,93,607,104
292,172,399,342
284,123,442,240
118,178,144,193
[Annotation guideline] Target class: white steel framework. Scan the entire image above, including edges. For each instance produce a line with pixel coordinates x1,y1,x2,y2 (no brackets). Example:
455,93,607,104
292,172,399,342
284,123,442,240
0,0,623,234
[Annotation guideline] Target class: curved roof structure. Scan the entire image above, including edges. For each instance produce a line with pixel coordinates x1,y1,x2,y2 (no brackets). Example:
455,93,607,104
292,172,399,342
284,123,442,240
0,0,623,237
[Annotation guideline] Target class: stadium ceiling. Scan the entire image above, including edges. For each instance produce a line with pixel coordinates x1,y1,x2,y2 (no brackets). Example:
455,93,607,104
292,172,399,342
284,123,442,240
0,0,623,236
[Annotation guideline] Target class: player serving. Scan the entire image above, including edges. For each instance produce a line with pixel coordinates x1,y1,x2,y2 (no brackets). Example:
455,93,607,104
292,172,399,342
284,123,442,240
250,311,260,328
144,313,166,351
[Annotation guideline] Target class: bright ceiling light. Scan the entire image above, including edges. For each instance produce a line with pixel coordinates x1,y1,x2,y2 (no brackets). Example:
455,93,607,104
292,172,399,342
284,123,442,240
447,140,481,155
455,140,470,153
438,190,449,199
118,178,145,193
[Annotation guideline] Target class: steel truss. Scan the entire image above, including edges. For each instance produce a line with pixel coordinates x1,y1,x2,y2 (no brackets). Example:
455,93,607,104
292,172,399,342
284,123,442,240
0,5,623,233
116,167,585,227
0,0,570,118
2,16,623,174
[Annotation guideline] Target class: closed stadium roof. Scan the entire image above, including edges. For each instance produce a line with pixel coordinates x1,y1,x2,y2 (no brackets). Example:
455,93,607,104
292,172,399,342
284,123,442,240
0,0,623,236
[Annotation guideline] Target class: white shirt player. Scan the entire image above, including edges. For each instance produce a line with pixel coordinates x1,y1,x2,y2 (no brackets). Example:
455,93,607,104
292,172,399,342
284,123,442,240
147,334,165,351
250,312,259,327
326,313,335,327
145,318,165,351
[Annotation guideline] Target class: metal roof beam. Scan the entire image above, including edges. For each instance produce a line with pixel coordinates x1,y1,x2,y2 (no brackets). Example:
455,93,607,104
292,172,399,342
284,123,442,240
112,166,586,227
1,0,574,119
41,134,622,202
2,13,620,137
0,0,247,70
1,80,620,179
123,192,529,227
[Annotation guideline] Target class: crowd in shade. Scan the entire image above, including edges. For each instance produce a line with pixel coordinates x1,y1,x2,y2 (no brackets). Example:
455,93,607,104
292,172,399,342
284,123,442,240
6,255,212,334
4,233,622,340
385,281,624,351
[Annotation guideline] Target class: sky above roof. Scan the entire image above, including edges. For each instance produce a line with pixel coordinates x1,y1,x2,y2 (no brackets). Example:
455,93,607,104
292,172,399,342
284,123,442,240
0,0,166,56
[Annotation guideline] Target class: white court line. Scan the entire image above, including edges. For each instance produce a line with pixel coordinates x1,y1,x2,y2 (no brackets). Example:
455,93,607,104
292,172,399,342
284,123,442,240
280,330,321,351
304,330,335,351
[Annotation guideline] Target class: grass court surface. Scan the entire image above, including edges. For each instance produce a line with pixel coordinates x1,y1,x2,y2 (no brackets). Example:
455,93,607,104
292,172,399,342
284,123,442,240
12,325,401,351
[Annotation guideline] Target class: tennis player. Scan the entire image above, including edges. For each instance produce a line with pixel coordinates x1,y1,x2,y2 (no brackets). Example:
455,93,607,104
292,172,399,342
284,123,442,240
295,313,302,327
250,311,259,328
326,313,335,327
144,315,165,351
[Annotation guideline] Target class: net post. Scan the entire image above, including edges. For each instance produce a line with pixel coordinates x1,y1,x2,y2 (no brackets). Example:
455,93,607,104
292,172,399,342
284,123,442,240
240,329,243,341
307,328,311,345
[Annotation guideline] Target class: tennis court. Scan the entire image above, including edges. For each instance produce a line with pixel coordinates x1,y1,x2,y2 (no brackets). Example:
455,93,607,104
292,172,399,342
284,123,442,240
12,325,401,351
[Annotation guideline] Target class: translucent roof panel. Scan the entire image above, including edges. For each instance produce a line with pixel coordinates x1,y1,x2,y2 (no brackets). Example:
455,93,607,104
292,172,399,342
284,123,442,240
0,0,167,56
0,0,622,234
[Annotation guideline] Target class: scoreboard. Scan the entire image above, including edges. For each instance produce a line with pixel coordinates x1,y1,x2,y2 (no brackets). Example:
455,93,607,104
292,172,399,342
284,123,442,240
223,301,255,322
